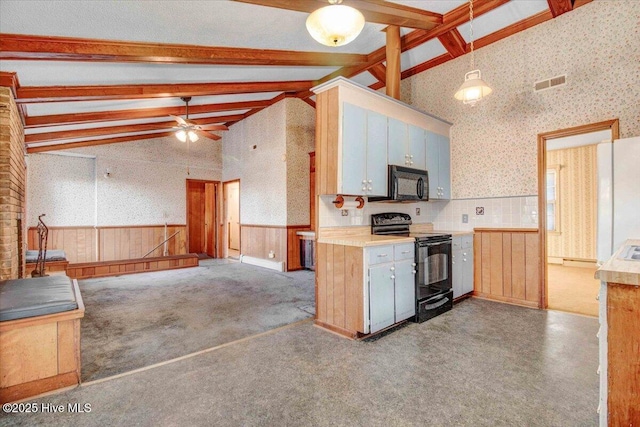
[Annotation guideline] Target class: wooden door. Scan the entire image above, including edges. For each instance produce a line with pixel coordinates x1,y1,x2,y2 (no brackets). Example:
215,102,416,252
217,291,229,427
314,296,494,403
204,182,216,257
187,180,205,253
187,180,217,256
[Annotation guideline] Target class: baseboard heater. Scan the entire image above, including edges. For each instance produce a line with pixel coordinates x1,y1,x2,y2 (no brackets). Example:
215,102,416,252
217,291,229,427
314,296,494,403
240,255,285,272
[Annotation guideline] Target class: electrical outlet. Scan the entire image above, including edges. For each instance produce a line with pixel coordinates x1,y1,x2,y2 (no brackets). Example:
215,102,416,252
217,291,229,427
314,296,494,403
268,250,275,259
476,207,484,215
462,214,468,223
416,208,421,216
341,210,349,216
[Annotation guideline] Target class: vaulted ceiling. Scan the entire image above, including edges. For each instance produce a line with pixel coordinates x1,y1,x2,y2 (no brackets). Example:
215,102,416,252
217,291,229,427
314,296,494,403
0,0,589,153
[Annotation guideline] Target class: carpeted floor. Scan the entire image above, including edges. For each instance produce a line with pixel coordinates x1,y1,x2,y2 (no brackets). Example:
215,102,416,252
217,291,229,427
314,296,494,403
1,299,599,426
547,264,599,317
78,261,314,382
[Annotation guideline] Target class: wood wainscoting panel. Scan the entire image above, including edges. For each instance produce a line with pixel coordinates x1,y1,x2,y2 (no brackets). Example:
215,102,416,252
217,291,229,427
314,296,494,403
241,225,309,272
0,323,58,388
98,225,187,261
28,225,186,263
474,228,540,308
28,226,97,263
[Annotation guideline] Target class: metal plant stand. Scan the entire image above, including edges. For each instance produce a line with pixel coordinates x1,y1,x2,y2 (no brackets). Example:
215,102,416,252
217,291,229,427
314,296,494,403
31,214,49,277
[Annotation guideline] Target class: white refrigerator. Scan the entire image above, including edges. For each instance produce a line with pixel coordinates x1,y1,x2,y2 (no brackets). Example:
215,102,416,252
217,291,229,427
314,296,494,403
597,136,640,264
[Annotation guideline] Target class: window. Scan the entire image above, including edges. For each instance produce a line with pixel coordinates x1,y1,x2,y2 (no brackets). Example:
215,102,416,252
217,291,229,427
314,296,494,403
546,168,559,232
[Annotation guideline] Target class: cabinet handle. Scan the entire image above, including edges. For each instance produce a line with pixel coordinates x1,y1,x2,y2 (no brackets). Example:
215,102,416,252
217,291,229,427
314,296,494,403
596,294,599,301
405,154,409,158
362,179,367,184
368,186,372,191
377,254,388,258
463,258,467,262
390,267,395,271
412,270,416,274
368,180,372,184
390,275,395,280
463,252,467,256
362,186,367,191
452,261,455,265
401,250,411,254
410,155,413,159
409,161,414,165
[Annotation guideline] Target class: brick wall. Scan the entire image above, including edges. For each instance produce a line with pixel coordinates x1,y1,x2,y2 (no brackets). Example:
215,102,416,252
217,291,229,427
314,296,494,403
0,86,26,279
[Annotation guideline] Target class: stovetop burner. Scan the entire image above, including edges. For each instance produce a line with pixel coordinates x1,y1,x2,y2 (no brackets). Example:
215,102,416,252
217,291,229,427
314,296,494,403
371,213,451,242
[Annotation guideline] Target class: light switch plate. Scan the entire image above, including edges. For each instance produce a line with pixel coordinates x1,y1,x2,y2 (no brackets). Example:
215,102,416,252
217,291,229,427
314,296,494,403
462,214,468,223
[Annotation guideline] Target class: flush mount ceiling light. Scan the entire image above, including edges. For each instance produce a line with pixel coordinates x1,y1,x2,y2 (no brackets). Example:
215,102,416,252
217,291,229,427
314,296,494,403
454,0,493,105
306,0,365,47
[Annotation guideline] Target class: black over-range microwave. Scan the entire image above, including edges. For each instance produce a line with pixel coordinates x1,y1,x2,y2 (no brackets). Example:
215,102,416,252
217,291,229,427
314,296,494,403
369,165,428,202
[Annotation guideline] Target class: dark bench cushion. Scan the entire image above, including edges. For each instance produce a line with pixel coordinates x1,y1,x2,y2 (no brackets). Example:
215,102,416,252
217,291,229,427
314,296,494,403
0,276,78,322
25,250,67,263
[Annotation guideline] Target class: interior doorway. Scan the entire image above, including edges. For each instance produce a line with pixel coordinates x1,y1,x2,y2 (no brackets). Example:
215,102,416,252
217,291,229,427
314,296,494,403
537,119,619,315
186,179,219,258
223,180,240,259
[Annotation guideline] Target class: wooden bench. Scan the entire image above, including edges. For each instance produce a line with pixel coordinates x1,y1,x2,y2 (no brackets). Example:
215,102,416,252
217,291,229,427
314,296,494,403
0,278,84,403
66,254,199,279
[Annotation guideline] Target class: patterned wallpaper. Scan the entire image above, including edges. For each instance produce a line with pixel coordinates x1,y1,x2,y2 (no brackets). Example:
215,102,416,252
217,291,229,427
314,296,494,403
401,0,640,199
547,144,597,260
27,135,222,226
223,100,288,225
222,98,315,226
286,98,316,225
27,153,96,227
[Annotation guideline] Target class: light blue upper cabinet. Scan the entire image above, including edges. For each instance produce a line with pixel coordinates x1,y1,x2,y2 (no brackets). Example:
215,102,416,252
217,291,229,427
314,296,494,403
408,125,427,170
387,118,407,167
341,103,388,196
387,120,426,170
426,131,440,199
426,131,450,200
366,111,388,196
342,103,368,195
438,134,451,200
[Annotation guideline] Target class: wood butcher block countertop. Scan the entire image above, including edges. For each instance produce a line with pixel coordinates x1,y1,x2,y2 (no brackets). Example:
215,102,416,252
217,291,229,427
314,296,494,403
596,239,640,286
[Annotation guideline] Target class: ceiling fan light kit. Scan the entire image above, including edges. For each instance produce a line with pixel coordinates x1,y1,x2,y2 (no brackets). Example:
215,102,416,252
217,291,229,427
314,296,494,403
306,0,365,47
455,0,492,106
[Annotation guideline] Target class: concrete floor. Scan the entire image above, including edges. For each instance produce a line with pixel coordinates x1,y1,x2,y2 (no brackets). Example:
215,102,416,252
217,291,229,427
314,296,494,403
0,298,598,427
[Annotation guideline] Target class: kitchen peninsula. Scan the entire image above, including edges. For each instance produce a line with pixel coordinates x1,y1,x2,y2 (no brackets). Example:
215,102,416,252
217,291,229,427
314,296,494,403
595,239,640,426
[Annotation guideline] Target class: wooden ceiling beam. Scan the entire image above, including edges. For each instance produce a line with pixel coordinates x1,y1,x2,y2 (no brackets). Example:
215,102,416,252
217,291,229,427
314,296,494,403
24,100,272,127
368,64,386,84
233,0,442,30
27,131,185,153
0,33,368,67
0,71,20,98
315,0,508,85
25,121,229,144
437,29,468,58
547,0,573,17
16,80,312,103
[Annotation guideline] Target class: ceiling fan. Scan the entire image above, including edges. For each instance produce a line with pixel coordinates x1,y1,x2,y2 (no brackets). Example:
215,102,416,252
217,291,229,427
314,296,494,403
170,97,226,142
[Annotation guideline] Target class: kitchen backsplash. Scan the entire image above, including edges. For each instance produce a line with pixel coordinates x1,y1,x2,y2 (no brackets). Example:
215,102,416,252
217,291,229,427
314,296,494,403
319,195,539,231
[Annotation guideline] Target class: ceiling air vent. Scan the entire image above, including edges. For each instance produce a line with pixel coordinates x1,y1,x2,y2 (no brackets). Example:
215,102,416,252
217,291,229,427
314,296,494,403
534,74,567,92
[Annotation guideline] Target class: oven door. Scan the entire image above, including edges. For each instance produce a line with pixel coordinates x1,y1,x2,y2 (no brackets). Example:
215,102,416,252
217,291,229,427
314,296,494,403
416,239,452,301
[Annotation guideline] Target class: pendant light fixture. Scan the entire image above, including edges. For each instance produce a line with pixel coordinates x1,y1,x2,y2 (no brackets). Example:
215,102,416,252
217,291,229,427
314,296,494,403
454,0,493,105
306,0,365,47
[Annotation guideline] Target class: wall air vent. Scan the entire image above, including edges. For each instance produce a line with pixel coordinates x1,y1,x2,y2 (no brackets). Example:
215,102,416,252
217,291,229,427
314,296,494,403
534,74,567,92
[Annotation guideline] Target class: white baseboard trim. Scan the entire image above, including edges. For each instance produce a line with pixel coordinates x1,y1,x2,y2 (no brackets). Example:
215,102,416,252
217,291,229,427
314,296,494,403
240,255,285,272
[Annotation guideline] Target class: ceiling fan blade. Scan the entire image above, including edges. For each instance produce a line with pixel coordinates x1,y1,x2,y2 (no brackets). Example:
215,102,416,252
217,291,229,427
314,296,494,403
198,130,221,141
197,124,229,131
170,115,188,126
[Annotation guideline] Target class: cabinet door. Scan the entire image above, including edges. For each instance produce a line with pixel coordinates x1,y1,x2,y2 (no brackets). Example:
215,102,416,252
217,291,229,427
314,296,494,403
369,264,396,333
387,118,408,167
461,244,474,295
366,110,388,196
342,103,367,195
408,125,426,170
425,131,440,199
394,259,416,322
452,248,463,298
438,134,451,200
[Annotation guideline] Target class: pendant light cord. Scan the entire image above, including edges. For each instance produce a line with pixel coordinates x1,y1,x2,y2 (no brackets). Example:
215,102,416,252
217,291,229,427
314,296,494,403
469,0,475,70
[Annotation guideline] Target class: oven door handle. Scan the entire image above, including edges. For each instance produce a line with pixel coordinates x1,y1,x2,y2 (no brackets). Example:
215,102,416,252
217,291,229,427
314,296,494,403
423,292,449,304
